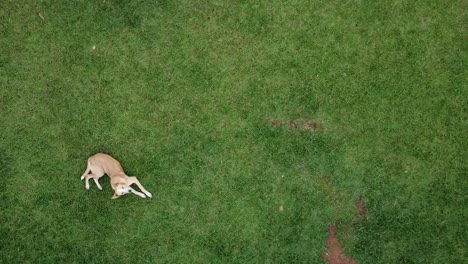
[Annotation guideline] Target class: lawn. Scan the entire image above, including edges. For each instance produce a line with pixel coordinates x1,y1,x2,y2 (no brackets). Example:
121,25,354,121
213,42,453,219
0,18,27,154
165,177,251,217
0,0,466,263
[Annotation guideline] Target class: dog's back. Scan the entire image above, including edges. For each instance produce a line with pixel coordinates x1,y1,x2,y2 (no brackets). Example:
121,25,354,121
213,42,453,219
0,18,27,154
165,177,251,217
88,153,125,177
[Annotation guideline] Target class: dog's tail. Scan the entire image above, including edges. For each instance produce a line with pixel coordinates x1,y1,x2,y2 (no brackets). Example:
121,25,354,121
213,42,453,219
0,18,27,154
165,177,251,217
80,161,91,181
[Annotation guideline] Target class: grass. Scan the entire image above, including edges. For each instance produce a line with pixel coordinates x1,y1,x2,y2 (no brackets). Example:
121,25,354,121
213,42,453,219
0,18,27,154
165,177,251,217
0,0,466,263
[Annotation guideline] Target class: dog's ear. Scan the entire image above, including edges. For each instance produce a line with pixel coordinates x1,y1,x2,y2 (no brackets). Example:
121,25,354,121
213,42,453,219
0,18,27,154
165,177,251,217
112,193,120,199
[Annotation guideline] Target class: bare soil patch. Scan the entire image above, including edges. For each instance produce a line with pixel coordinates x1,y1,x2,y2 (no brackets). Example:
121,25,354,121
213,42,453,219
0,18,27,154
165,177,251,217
321,225,358,264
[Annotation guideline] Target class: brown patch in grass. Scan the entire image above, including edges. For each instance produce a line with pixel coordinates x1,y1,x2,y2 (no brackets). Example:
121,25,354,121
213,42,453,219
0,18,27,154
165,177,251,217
271,119,282,127
270,119,327,132
321,225,358,264
320,175,331,189
319,175,337,203
288,120,297,129
318,178,360,263
356,196,368,219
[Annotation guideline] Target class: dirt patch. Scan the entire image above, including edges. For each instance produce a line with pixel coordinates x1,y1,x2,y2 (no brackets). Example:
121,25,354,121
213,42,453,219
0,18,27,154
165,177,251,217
321,225,358,264
271,119,327,132
319,175,332,190
318,175,338,204
355,196,368,219
317,176,363,263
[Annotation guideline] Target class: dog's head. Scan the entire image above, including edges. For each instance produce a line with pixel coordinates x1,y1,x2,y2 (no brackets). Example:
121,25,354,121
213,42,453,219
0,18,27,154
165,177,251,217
111,183,132,199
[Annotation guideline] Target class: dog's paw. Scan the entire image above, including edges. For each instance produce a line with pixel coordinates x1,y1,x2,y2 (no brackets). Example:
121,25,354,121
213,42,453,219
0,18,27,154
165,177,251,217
85,185,90,190
81,176,84,181
144,192,152,198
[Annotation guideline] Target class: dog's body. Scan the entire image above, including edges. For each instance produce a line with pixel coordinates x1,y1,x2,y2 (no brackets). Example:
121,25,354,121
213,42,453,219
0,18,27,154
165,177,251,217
81,153,152,199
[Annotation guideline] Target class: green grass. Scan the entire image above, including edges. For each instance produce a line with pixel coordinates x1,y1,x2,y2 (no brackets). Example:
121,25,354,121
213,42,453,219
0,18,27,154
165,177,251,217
0,0,466,263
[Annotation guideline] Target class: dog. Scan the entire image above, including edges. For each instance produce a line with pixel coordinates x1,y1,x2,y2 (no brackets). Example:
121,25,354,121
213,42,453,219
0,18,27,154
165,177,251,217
80,153,152,199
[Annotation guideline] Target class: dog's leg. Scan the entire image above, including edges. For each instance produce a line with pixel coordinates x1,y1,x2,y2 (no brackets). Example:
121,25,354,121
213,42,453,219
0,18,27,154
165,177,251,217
80,162,91,181
85,176,91,190
93,178,103,190
126,176,152,198
85,167,104,190
129,187,146,198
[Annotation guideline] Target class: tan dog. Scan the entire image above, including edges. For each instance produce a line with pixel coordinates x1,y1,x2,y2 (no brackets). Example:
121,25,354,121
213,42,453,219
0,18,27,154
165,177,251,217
80,153,152,199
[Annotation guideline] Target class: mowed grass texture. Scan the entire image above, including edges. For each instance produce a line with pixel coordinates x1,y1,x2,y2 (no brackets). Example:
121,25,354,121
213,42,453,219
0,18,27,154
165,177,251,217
0,1,466,263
